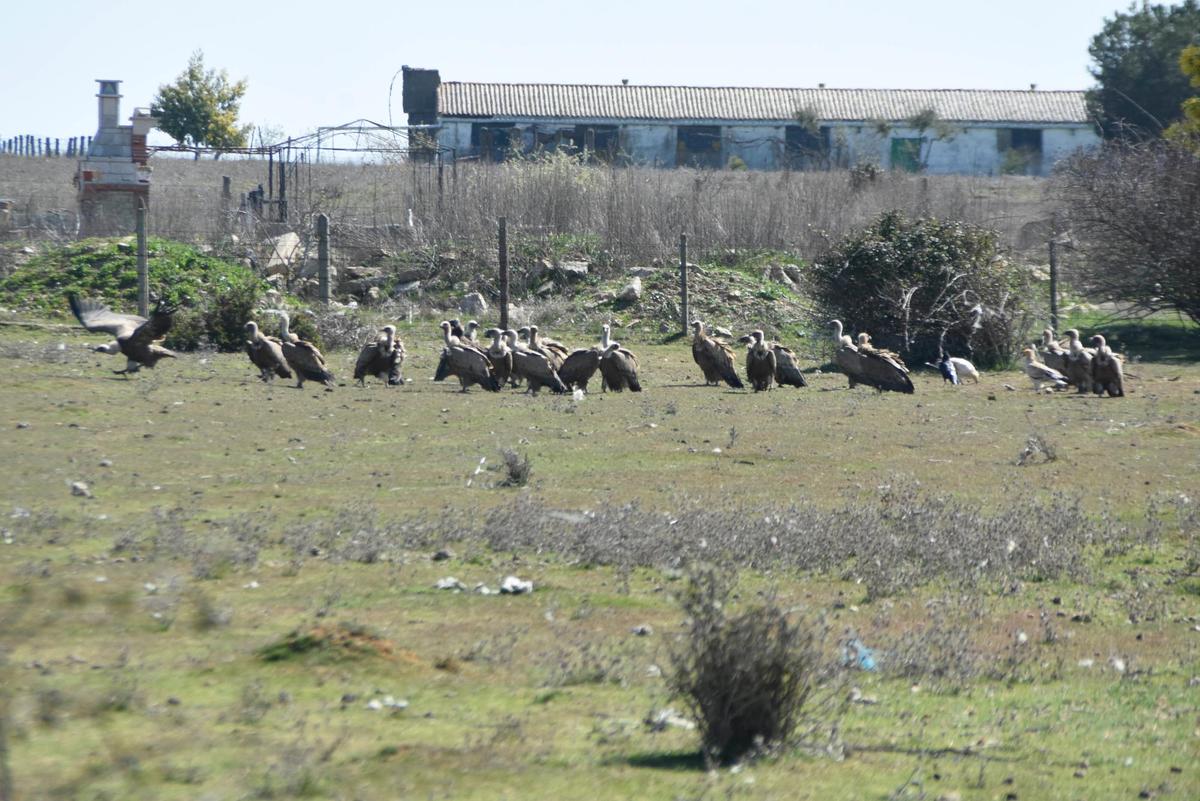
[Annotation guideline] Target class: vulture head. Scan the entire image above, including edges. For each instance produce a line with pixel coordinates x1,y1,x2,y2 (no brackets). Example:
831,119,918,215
1042,328,1056,345
601,323,611,348
244,321,261,339
856,332,872,347
439,320,456,346
516,326,531,342
1090,334,1107,349
466,320,480,339
1021,347,1038,363
691,320,705,337
503,329,519,347
94,341,121,354
603,342,622,358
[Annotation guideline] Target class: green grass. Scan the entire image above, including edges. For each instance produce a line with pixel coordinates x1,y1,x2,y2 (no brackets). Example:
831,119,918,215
1,322,1198,800
1060,310,1200,363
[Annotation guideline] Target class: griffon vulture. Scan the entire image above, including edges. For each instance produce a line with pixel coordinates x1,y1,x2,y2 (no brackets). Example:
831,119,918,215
691,320,744,388
741,330,777,391
1063,329,1096,393
1039,329,1069,374
434,321,501,391
270,310,334,389
244,321,292,382
505,330,567,394
354,325,405,386
598,342,642,391
528,325,569,370
1090,335,1125,397
830,320,914,393
1022,347,1068,391
483,328,513,386
69,294,178,375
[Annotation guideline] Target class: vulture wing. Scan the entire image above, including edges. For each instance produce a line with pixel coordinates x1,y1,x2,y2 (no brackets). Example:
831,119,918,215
703,338,744,388
124,299,177,350
772,345,807,387
558,349,600,389
600,351,642,392
283,340,335,386
354,342,378,382
858,350,915,393
746,348,776,391
68,295,143,339
512,349,567,393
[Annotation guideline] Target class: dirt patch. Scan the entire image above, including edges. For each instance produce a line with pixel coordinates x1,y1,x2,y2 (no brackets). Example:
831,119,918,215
258,622,419,664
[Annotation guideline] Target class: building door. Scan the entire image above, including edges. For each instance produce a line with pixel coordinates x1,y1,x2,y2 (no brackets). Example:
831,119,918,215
890,137,923,172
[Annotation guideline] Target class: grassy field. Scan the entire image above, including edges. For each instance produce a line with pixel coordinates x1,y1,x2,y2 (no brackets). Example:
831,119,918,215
2,320,1199,801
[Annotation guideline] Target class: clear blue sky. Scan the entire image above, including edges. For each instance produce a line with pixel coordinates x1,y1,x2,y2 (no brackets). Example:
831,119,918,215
0,0,1133,146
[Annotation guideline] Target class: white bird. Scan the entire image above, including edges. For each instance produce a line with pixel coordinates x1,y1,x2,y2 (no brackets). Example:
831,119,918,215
1022,348,1068,392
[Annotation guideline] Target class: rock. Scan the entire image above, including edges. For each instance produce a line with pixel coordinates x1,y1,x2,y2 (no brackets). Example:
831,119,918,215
394,268,426,284
535,282,555,297
265,231,302,273
16,422,30,429
783,263,803,284
393,280,421,295
343,265,384,281
70,481,92,498
644,708,695,732
556,260,589,280
658,322,671,334
631,624,653,636
767,263,796,288
935,794,962,801
499,575,533,594
712,326,734,339
366,286,383,302
629,266,658,278
435,577,466,591
617,277,642,304
99,459,112,468
432,549,454,561
459,292,488,315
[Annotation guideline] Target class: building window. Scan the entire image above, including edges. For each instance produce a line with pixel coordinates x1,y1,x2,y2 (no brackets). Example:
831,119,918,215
890,137,924,172
471,122,517,162
676,125,722,168
997,128,1043,175
784,125,831,169
573,125,620,162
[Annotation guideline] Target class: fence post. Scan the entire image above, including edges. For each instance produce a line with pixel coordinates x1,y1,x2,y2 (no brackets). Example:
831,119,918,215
1048,217,1060,334
317,213,330,306
498,216,509,330
221,176,232,228
136,200,149,317
679,233,689,336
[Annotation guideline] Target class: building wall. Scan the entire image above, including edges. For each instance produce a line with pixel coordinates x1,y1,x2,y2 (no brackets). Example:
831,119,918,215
436,117,1099,175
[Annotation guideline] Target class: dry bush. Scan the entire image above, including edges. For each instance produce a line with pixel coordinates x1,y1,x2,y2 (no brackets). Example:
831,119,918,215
667,564,820,763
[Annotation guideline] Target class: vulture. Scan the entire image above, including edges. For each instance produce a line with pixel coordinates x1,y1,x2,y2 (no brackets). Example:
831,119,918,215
1038,329,1070,374
505,329,567,394
271,310,334,389
68,294,178,375
598,342,642,392
1021,347,1068,391
463,320,481,345
483,328,513,386
691,320,744,388
244,321,292,382
354,325,405,386
856,332,909,371
1090,334,1125,397
742,330,777,391
434,321,501,391
558,345,601,391
830,320,914,394
529,325,569,370
1063,329,1096,393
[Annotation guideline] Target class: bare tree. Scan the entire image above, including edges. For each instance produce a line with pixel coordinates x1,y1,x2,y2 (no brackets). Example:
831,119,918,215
1052,140,1200,324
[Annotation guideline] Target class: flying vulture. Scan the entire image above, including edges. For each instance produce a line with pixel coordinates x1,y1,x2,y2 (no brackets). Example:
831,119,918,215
69,294,178,376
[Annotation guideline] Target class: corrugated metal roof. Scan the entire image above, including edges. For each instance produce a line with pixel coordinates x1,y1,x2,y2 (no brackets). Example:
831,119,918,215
438,82,1091,124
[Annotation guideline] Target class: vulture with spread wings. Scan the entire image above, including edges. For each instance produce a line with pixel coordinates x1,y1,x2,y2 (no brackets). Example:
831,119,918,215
69,295,178,376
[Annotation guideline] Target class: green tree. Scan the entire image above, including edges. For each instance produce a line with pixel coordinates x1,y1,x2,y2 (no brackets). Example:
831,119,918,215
1086,1,1200,139
151,51,249,158
1165,44,1200,144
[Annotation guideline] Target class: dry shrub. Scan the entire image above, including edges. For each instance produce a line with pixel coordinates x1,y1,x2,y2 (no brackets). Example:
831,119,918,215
667,565,819,763
496,448,532,488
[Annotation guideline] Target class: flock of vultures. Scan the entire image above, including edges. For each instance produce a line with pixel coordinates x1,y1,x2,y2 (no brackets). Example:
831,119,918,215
65,295,1124,397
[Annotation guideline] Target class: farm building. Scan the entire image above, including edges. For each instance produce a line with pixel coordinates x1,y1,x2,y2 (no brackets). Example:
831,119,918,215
403,67,1099,175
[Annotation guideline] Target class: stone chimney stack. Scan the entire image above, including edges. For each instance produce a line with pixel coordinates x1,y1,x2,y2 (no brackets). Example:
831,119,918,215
97,80,122,129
